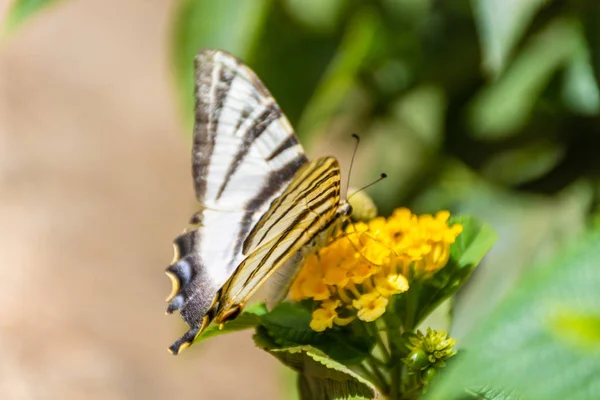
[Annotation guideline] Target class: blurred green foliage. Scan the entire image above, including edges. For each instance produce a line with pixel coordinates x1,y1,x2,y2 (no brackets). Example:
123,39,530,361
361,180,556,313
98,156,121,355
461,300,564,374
426,227,600,400
170,0,600,213
6,0,600,398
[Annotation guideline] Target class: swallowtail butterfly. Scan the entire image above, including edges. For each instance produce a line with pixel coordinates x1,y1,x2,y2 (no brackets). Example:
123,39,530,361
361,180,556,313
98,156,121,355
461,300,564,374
165,49,351,355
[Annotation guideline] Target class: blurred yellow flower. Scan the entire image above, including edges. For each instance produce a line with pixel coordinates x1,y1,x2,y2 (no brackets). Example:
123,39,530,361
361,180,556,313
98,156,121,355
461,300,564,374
309,300,341,332
353,292,388,322
374,273,409,297
289,258,330,301
290,207,463,331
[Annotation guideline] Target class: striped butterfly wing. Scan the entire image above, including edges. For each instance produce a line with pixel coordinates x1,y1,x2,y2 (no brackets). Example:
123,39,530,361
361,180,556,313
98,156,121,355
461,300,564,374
166,50,307,354
213,156,350,324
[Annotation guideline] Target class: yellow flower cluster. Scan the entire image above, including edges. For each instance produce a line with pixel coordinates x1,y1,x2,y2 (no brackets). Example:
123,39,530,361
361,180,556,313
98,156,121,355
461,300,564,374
290,208,463,332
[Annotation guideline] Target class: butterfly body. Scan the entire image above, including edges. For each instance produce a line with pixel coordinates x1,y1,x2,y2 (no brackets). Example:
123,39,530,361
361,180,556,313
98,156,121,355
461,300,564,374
165,50,349,355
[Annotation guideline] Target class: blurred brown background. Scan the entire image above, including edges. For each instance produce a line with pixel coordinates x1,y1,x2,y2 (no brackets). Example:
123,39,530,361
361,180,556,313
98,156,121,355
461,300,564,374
0,1,280,398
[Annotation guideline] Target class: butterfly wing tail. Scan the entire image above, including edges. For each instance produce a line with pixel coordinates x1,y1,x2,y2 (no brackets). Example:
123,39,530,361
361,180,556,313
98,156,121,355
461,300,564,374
168,326,201,355
166,230,221,355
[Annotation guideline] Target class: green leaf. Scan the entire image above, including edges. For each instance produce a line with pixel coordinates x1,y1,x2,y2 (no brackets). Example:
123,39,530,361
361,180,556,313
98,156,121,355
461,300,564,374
3,0,62,34
425,228,600,400
296,8,380,149
193,302,267,343
266,345,377,399
480,140,565,186
172,0,272,128
253,325,281,350
260,302,321,346
324,321,377,365
581,8,600,84
449,215,498,270
469,18,581,139
283,0,346,33
259,302,376,364
464,387,522,400
562,39,600,115
471,0,546,75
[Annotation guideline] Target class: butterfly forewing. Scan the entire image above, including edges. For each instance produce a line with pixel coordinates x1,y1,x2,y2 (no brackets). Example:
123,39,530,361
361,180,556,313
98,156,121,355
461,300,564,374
214,157,346,323
193,52,307,208
166,50,308,354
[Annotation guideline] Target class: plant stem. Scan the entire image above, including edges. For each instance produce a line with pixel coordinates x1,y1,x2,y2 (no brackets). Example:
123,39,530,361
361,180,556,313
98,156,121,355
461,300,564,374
357,364,377,385
404,283,418,332
368,321,391,364
368,353,388,369
383,296,407,400
401,381,423,400
367,358,390,395
390,364,401,400
374,323,392,364
358,363,387,395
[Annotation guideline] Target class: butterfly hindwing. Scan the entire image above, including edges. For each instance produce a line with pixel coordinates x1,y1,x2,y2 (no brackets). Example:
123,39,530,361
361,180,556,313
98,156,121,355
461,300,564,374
166,50,308,354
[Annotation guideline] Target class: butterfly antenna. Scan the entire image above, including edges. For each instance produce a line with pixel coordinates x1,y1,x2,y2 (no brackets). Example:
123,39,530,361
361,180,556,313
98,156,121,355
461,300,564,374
344,134,361,198
347,173,388,201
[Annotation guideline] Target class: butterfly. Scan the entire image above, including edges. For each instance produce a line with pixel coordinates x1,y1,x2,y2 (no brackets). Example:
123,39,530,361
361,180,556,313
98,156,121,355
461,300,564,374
165,49,351,355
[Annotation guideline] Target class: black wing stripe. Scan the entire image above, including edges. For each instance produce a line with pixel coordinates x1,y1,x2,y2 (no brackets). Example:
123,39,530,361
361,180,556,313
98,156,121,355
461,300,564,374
266,134,298,161
234,106,252,133
192,62,235,201
216,103,282,200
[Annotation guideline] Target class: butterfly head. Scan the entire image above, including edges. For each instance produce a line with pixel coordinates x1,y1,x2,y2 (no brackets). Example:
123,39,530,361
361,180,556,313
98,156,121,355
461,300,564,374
339,201,352,218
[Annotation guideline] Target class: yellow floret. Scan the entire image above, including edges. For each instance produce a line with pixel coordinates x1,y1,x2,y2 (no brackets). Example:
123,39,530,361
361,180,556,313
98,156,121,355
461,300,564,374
310,306,338,332
375,273,409,296
353,292,389,322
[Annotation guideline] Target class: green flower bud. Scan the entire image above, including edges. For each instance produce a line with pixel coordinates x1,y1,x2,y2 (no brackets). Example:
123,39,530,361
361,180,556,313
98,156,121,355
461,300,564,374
421,367,437,385
404,348,429,371
402,328,456,372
